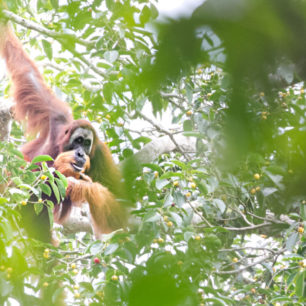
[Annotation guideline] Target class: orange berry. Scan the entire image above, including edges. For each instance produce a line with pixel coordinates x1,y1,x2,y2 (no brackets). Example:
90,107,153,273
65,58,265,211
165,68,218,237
186,110,193,116
298,226,304,234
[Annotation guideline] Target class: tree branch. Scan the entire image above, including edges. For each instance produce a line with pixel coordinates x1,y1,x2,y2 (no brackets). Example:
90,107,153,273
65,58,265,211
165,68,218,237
2,9,94,48
0,100,12,141
136,111,192,161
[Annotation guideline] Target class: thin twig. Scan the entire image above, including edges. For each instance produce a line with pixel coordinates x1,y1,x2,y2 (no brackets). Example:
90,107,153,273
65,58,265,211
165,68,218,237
137,111,191,161
216,254,272,275
233,208,254,226
223,222,272,232
220,246,280,255
186,200,212,227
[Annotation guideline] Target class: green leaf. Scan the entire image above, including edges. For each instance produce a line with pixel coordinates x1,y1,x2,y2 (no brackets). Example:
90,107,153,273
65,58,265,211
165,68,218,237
285,232,299,251
40,183,52,197
295,271,305,297
150,3,159,19
47,200,54,229
144,211,160,223
55,178,66,199
55,170,68,188
262,187,278,197
50,0,58,9
88,240,103,255
0,197,7,205
42,39,53,60
103,82,113,104
212,199,226,213
104,243,119,256
155,179,169,190
104,50,119,63
50,181,60,203
34,203,44,215
31,155,53,164
140,5,151,25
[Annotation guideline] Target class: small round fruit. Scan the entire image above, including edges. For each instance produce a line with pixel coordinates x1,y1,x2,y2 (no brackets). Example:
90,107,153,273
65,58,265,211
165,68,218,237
157,237,164,244
7,267,13,273
186,110,193,116
232,257,239,263
21,200,27,206
163,216,169,222
185,192,191,198
111,275,118,281
255,186,261,192
74,284,80,290
194,235,201,241
74,292,80,298
71,263,76,269
43,252,49,259
41,175,47,180
0,265,5,271
72,269,78,275
43,282,49,288
94,257,101,264
167,221,173,228
177,260,183,266
253,173,260,180
250,188,256,195
154,171,159,178
173,181,179,187
298,226,304,234
190,182,196,189
251,288,256,294
105,114,111,120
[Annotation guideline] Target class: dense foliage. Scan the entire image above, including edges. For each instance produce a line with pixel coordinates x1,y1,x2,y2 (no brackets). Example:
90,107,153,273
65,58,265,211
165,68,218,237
0,0,305,305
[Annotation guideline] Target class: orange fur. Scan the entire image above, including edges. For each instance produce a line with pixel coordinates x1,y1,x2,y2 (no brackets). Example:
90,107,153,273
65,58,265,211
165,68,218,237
54,151,127,238
0,23,127,241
